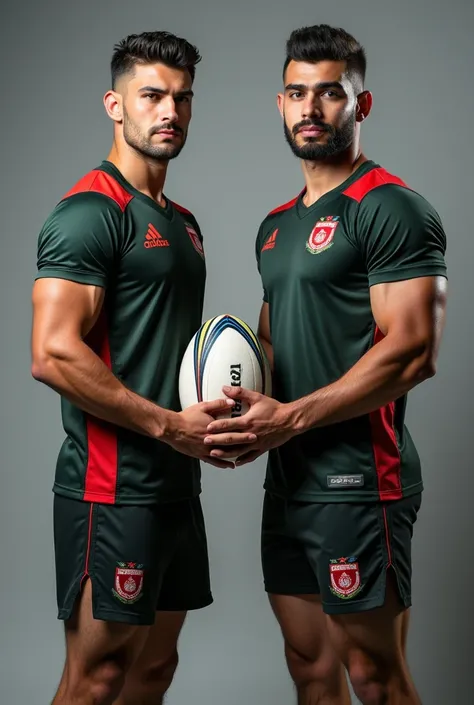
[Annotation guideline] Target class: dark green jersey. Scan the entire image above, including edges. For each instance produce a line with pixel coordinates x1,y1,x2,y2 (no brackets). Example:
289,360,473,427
36,161,206,505
256,160,447,503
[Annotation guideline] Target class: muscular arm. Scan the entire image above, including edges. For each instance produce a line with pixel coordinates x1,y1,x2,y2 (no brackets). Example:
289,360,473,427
31,278,173,439
257,302,273,371
288,275,447,432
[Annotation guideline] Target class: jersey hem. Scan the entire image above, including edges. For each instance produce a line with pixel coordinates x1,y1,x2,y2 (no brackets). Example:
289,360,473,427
52,483,202,505
368,265,447,286
36,268,107,287
263,480,423,503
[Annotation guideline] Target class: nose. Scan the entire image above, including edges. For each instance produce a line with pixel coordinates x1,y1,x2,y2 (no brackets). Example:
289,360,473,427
302,93,322,119
158,95,179,123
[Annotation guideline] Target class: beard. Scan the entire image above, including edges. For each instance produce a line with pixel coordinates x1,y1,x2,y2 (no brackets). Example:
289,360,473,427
122,107,187,161
284,113,355,161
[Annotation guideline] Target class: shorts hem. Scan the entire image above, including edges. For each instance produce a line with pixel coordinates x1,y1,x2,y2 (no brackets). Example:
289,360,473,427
52,485,202,506
157,593,214,612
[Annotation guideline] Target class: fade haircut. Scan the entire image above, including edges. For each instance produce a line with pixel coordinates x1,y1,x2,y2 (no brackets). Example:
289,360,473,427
111,30,202,88
283,24,366,90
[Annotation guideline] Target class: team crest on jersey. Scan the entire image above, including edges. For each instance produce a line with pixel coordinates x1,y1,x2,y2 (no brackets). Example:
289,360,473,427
306,216,339,254
113,562,144,604
185,222,205,258
262,228,278,251
329,556,363,599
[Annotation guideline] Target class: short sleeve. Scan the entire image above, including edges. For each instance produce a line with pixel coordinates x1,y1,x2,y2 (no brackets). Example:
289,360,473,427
36,193,123,288
355,186,447,287
255,222,269,302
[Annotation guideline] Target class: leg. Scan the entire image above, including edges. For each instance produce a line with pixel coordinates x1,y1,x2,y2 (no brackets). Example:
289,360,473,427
118,497,212,705
53,580,149,705
314,494,423,705
326,572,420,705
261,493,350,704
117,611,187,705
52,496,171,704
270,594,351,705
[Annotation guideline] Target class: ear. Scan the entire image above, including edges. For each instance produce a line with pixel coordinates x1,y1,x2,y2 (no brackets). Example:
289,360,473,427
277,92,284,119
103,90,123,123
356,90,373,123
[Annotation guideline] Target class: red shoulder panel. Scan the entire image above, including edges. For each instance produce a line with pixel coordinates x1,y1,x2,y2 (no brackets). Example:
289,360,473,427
267,191,303,216
170,200,192,216
62,170,133,213
343,168,409,203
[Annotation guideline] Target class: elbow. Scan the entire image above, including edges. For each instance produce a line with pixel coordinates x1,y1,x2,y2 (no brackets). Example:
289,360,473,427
31,344,67,385
405,344,437,385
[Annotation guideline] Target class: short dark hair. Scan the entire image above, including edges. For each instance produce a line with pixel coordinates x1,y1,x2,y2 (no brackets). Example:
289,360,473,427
283,24,366,88
111,31,202,88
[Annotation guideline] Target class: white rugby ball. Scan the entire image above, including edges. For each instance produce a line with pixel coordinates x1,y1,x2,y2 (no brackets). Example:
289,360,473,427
179,314,272,428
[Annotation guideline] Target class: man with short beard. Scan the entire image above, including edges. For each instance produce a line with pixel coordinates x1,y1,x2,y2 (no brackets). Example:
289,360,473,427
31,31,252,705
204,24,448,705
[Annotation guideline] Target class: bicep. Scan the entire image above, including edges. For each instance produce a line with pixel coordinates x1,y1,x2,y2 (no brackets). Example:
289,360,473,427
370,275,447,348
32,278,105,359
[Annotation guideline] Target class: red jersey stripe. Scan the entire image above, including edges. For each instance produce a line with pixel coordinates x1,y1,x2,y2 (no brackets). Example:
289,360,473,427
62,170,133,212
343,168,409,203
83,309,118,503
369,326,403,501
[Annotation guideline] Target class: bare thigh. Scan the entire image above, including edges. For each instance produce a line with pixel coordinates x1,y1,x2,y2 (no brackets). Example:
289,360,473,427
270,593,351,702
54,579,150,703
118,610,187,701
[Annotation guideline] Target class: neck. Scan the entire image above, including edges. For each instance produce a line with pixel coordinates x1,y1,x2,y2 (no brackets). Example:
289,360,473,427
301,144,367,206
106,140,169,207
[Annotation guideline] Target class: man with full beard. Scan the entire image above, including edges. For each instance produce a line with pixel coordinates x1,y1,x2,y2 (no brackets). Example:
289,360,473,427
204,24,448,705
31,30,253,705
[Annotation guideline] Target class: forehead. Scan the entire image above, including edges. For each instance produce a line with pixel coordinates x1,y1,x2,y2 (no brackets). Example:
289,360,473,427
284,59,351,88
126,62,192,91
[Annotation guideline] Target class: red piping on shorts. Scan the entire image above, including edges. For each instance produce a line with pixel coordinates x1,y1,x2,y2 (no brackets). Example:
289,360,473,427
80,503,94,586
383,506,393,569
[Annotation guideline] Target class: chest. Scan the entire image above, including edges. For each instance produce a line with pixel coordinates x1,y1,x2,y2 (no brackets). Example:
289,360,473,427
259,210,365,290
119,203,206,285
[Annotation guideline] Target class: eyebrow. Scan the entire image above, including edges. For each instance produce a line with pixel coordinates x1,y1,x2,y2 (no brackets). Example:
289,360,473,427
139,86,194,97
285,81,345,92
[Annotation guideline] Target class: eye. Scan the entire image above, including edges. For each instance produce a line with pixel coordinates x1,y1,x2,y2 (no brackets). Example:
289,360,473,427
289,91,303,99
144,93,159,101
322,90,341,99
176,95,190,103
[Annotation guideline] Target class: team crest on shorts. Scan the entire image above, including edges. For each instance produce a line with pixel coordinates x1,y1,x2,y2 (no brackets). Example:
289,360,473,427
329,556,363,599
113,562,145,604
185,222,205,258
306,216,339,254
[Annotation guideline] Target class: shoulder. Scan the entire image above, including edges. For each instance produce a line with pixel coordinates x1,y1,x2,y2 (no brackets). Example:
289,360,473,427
168,198,201,229
59,168,135,213
257,191,302,238
343,165,439,219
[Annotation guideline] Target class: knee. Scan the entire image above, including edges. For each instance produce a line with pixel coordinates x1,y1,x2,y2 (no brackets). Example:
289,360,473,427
139,650,179,694
285,642,342,690
347,656,391,705
84,659,127,704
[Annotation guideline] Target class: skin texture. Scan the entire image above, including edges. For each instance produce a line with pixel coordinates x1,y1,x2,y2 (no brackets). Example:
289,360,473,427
33,61,252,705
203,58,446,705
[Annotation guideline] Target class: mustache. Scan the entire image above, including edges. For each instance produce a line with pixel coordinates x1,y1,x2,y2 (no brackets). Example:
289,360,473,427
292,119,332,135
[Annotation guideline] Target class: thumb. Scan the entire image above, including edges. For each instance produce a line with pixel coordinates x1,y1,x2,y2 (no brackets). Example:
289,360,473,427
200,397,235,414
222,385,261,404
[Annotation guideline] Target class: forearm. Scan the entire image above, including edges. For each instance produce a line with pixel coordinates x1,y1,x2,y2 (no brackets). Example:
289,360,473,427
288,335,434,433
32,341,174,439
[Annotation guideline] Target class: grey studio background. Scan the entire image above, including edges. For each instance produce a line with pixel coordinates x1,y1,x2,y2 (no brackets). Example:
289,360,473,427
1,0,472,703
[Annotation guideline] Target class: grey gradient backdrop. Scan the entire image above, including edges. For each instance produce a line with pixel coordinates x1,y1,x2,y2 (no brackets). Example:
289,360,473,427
1,0,472,702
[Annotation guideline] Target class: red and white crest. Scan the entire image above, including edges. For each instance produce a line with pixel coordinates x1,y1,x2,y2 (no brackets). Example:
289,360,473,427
329,560,362,599
113,565,144,604
185,222,205,257
306,216,339,254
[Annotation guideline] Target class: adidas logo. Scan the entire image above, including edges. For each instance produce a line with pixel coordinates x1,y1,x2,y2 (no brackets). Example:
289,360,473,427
262,228,278,251
144,223,170,248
